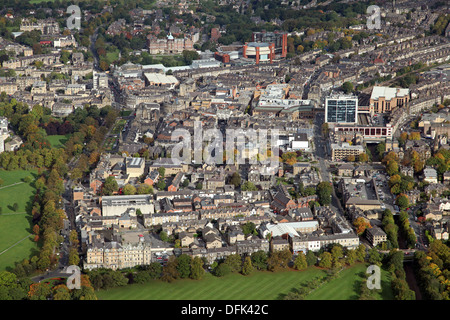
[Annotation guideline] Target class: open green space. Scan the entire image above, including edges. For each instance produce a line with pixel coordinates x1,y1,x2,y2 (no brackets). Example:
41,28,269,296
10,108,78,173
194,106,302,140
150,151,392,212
96,264,393,300
29,0,57,4
106,49,120,65
306,263,394,300
29,0,52,3
0,170,39,271
150,54,188,68
97,267,326,300
120,110,133,117
46,134,71,149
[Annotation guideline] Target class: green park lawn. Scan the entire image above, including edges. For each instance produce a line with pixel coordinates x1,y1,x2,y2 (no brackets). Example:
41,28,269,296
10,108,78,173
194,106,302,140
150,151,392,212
29,0,57,3
306,263,394,300
96,264,393,300
47,134,71,149
106,49,120,65
0,170,39,271
97,267,326,300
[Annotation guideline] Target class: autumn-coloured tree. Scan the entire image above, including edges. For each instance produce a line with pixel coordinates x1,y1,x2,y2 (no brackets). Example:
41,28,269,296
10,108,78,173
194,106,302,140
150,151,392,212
99,60,109,71
413,159,424,173
68,248,80,266
396,194,409,210
382,151,399,164
359,153,369,162
53,284,71,300
89,151,100,165
287,37,295,53
390,183,401,195
80,274,94,290
97,47,106,57
353,217,372,236
32,224,40,235
70,168,83,182
306,28,315,36
69,230,79,248
399,132,408,145
389,174,402,187
143,136,154,144
281,152,298,166
408,132,421,140
28,282,52,300
386,160,399,176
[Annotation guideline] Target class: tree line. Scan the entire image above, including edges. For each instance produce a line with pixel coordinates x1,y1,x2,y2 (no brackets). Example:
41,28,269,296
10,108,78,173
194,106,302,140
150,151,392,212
414,240,450,300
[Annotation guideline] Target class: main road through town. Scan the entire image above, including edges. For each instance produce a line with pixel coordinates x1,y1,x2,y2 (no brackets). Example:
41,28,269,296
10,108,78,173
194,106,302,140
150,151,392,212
313,112,344,214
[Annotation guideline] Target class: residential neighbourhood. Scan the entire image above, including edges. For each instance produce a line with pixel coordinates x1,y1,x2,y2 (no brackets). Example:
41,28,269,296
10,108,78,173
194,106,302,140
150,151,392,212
0,0,449,304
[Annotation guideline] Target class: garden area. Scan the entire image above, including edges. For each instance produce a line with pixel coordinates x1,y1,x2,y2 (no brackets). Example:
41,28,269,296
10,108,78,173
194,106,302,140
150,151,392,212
103,137,118,152
110,119,127,135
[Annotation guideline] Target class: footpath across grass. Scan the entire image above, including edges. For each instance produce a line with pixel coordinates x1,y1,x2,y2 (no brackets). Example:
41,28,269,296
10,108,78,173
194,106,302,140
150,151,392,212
96,264,394,300
0,170,39,271
97,268,327,300
306,263,394,300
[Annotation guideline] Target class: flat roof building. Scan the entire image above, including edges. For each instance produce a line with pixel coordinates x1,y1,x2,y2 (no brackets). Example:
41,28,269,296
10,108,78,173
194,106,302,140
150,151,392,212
330,142,364,161
101,194,155,217
325,95,358,124
370,86,409,114
144,72,179,89
366,225,387,247
125,157,145,178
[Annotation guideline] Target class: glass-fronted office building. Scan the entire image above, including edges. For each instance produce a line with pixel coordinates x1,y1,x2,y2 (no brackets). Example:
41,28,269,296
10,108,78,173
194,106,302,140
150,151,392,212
325,96,358,124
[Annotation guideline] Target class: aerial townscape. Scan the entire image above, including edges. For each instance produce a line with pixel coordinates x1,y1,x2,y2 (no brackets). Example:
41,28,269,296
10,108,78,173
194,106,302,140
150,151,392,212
0,0,450,306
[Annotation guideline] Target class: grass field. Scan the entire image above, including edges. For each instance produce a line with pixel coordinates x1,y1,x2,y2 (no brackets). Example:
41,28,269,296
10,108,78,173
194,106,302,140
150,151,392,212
47,134,71,149
106,49,120,65
96,264,393,300
29,0,56,3
306,263,393,300
0,170,39,271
